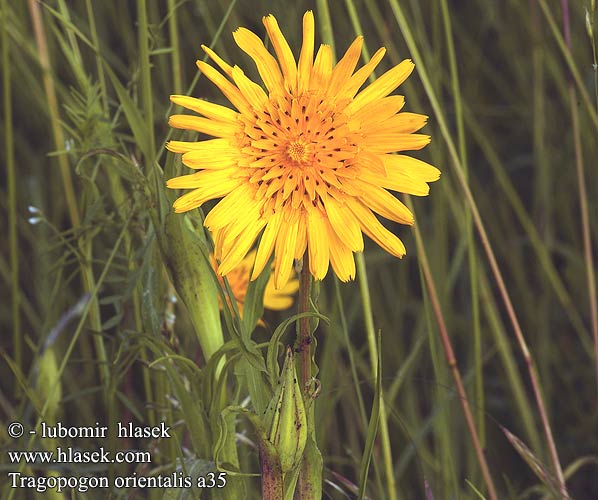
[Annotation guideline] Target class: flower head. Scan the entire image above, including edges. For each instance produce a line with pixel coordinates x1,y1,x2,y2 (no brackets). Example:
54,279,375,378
212,250,299,318
167,11,440,288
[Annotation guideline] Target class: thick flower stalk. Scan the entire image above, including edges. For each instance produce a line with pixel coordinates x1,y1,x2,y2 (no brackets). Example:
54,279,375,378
167,11,439,288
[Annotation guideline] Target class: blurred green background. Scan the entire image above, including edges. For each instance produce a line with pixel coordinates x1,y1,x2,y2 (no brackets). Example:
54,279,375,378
1,0,597,498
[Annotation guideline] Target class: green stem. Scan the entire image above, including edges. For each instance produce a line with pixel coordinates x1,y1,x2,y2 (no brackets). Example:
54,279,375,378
356,253,397,500
27,0,80,229
3,0,20,376
295,254,318,499
85,0,108,114
168,0,182,96
137,0,155,158
563,0,598,413
297,254,312,390
438,0,484,450
315,0,335,54
537,0,598,132
260,442,284,499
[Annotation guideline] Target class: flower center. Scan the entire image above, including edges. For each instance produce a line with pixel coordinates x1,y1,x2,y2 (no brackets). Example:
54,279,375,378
240,92,361,215
286,139,309,164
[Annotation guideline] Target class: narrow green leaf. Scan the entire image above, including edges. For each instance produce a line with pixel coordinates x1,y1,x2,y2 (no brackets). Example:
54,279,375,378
236,356,271,416
242,263,272,336
104,64,151,161
210,410,247,499
296,434,323,500
140,239,166,337
358,330,382,500
214,405,267,476
465,479,488,500
266,312,329,386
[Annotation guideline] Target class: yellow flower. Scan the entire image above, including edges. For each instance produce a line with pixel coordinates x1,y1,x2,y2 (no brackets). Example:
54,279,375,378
212,251,299,318
167,11,439,288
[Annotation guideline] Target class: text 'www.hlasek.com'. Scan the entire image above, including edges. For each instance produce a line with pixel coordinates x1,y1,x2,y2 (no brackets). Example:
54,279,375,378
5,421,227,494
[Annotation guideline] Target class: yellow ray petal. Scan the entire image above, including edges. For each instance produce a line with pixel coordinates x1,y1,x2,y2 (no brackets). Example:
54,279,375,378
310,44,332,91
279,277,300,295
354,150,386,176
351,179,414,224
216,201,263,247
217,226,236,262
356,166,430,196
324,196,364,252
171,176,240,213
328,36,363,95
383,154,441,182
264,272,299,310
167,168,237,189
166,138,234,154
263,14,297,92
201,44,234,78
252,210,283,280
263,293,294,310
232,27,284,93
367,112,428,134
231,66,269,110
326,219,355,282
182,147,241,169
346,199,407,258
349,95,405,127
294,211,307,260
204,186,260,231
274,216,299,289
336,47,386,99
217,216,266,275
297,11,315,94
349,59,414,112
212,228,225,260
196,60,252,115
218,218,260,269
362,132,431,153
169,115,238,138
170,95,238,122
306,207,330,280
